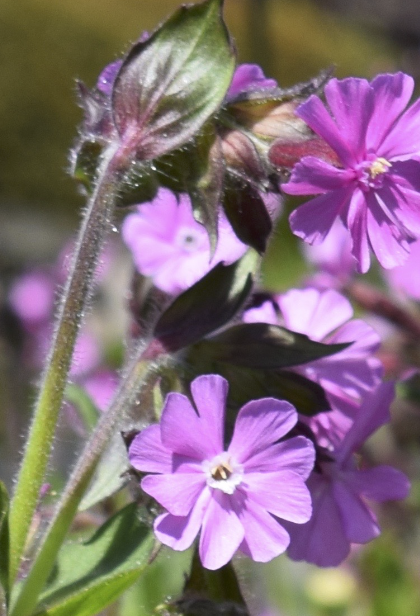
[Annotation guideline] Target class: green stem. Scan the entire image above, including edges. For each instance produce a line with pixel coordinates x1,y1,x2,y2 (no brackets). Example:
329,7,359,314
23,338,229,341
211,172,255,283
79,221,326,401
10,352,165,616
7,143,121,590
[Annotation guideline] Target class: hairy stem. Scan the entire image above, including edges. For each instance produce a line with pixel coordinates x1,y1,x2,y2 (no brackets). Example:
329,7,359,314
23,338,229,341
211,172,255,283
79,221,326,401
10,349,166,616
7,143,121,590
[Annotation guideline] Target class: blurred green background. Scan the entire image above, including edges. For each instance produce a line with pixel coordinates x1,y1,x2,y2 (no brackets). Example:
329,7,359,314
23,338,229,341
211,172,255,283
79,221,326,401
1,1,419,615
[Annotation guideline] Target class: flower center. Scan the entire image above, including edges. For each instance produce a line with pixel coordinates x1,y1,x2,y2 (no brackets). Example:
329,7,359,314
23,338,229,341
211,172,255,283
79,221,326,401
174,226,205,253
368,157,392,179
356,156,392,191
211,460,233,481
203,452,244,495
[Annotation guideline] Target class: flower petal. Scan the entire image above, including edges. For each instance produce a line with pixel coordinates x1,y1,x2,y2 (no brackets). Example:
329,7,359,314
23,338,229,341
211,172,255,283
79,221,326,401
345,188,370,273
282,156,354,195
154,487,211,552
278,288,353,341
190,375,228,454
366,193,411,269
141,466,205,516
296,94,354,166
228,398,297,464
380,96,420,159
238,497,290,562
289,187,352,245
367,72,414,151
337,381,395,464
326,319,381,356
199,491,244,570
324,77,374,159
333,480,380,543
160,388,222,460
243,470,312,523
345,466,410,502
286,474,350,567
244,436,315,479
129,424,174,474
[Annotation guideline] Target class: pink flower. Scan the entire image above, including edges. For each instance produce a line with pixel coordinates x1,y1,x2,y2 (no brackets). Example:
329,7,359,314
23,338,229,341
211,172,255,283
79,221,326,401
121,188,247,295
244,288,383,448
9,270,55,330
282,73,420,272
226,63,277,101
384,237,420,300
286,383,410,566
302,219,357,290
129,375,315,570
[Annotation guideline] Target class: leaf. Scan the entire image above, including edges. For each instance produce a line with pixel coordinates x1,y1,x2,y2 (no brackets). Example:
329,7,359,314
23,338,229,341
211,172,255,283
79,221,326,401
65,384,100,432
71,139,103,193
223,177,272,253
0,481,10,602
153,250,259,352
194,323,349,369
78,433,129,512
156,124,225,252
112,0,235,160
33,504,154,616
115,160,159,208
183,350,331,416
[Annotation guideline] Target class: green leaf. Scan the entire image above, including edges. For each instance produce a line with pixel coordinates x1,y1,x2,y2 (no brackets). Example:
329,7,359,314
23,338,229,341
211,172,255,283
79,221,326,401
32,504,154,616
182,349,330,416
186,127,225,255
112,0,235,160
78,433,129,511
71,139,103,193
223,176,272,253
65,384,100,432
156,124,225,252
154,250,259,352
193,323,349,369
114,160,159,208
0,481,10,602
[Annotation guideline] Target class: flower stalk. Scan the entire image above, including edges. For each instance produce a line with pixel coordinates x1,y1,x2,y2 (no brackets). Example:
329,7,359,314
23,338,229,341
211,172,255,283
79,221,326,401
10,344,167,616
7,141,123,590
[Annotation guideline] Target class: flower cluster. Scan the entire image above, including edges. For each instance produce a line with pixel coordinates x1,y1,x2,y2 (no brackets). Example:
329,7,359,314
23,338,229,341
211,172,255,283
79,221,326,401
129,374,408,569
6,6,419,616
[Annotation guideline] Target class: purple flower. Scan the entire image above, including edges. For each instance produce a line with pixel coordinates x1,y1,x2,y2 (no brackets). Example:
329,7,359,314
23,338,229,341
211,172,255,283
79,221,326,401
384,237,420,300
121,188,247,295
282,73,420,272
9,270,55,330
226,63,277,101
83,369,118,412
244,288,383,448
303,219,357,290
286,382,410,566
129,374,315,570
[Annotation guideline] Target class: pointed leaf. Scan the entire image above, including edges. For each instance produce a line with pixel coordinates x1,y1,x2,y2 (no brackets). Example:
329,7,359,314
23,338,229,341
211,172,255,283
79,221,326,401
154,251,259,352
78,434,129,511
71,139,103,193
194,323,349,369
33,504,154,616
223,177,272,253
182,351,330,416
112,0,235,160
155,124,225,252
65,384,100,432
115,160,159,208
